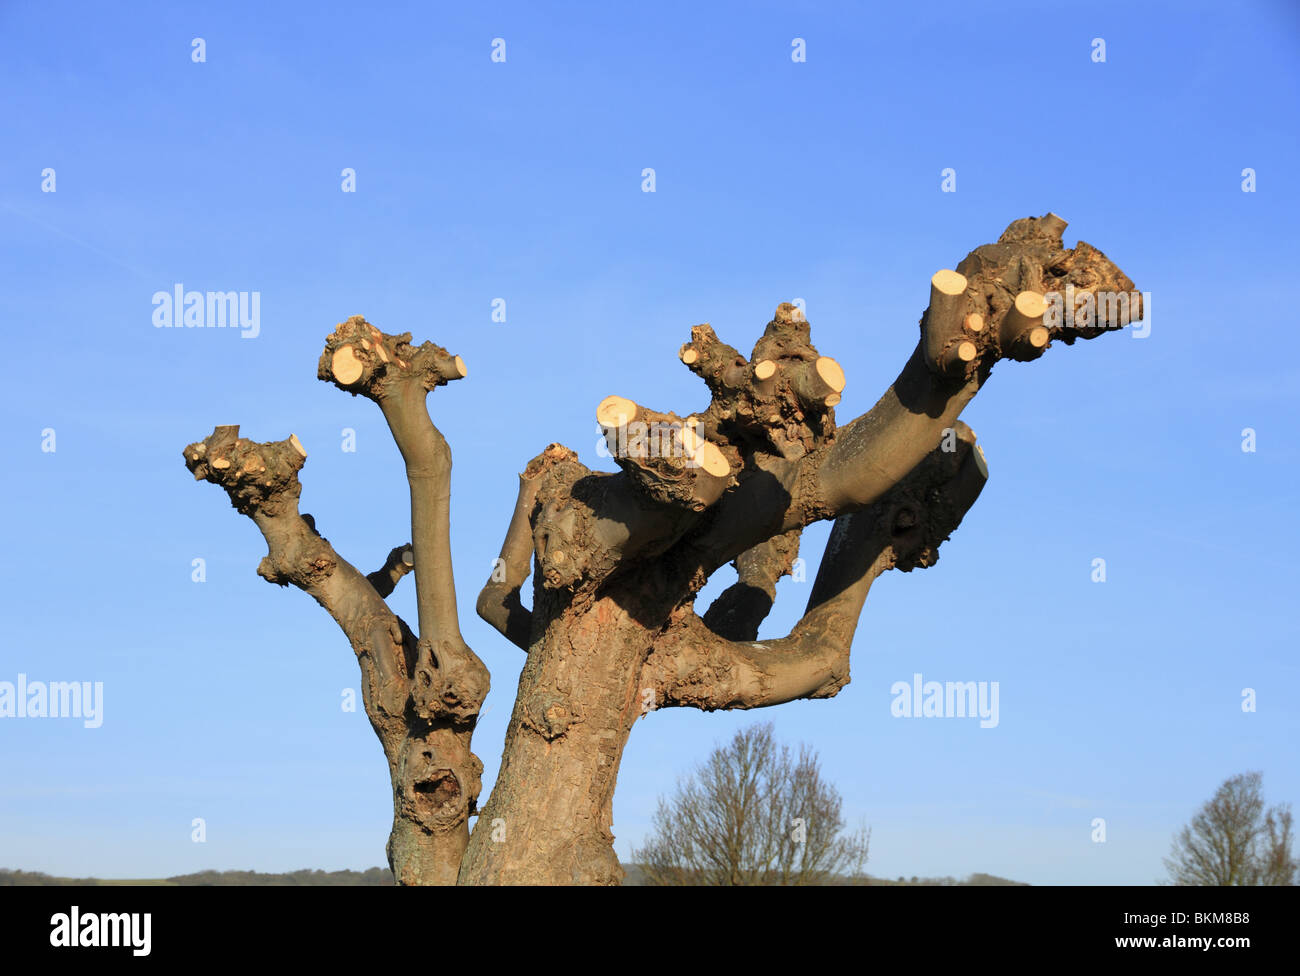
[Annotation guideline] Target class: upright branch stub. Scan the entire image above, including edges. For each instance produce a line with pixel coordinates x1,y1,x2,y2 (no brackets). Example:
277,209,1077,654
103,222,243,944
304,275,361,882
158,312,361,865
679,304,845,461
701,528,803,641
477,457,550,651
184,425,308,518
318,314,487,724
368,544,415,599
919,213,1141,380
318,315,468,399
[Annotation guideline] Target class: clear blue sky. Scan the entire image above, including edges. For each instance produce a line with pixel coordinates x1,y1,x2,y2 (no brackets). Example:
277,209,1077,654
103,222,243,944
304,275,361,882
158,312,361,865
1,0,1296,885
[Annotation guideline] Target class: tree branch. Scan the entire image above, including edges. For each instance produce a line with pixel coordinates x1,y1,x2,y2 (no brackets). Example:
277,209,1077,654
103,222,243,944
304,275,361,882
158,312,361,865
183,426,411,740
701,529,802,642
318,316,488,721
368,544,415,599
642,425,988,711
681,214,1139,581
595,395,732,511
476,456,549,651
818,214,1138,516
310,317,492,885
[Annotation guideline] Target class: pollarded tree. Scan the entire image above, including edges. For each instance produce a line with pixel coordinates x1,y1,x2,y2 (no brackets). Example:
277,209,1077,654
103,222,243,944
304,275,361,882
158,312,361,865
183,214,1140,885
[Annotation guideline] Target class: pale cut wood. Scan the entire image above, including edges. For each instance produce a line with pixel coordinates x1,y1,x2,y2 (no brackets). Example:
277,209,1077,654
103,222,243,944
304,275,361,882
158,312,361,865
931,268,967,298
332,345,364,385
690,438,731,478
1003,291,1047,336
816,357,845,393
924,269,969,373
596,395,638,428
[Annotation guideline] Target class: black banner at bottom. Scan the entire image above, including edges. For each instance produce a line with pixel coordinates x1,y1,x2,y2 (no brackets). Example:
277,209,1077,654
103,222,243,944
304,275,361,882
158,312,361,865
0,883,1288,962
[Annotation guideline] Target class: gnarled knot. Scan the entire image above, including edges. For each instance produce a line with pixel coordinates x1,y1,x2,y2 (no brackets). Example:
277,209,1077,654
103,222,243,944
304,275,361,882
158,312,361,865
521,689,578,741
534,498,587,590
184,425,307,517
409,638,488,720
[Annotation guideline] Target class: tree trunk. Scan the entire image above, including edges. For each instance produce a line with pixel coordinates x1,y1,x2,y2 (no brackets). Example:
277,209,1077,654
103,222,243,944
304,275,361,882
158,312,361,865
460,581,667,885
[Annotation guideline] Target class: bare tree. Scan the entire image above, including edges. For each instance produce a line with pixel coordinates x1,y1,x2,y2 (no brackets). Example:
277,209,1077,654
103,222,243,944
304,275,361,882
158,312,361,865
1164,771,1298,886
633,723,870,885
183,214,1141,884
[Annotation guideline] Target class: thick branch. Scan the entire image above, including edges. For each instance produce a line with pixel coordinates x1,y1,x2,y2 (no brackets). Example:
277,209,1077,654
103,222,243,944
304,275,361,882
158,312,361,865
595,395,732,511
643,425,988,711
476,461,546,651
815,341,979,518
313,318,489,885
775,214,1136,541
524,301,850,602
319,316,488,721
523,445,698,595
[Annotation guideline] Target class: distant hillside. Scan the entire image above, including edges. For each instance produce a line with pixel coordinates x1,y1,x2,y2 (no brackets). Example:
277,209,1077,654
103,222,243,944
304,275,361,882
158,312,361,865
620,866,1026,886
3,866,1025,886
866,872,1029,886
0,868,393,886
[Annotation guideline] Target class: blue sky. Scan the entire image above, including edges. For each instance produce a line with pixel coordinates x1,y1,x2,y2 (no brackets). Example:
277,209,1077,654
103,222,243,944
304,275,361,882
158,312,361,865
1,0,1297,885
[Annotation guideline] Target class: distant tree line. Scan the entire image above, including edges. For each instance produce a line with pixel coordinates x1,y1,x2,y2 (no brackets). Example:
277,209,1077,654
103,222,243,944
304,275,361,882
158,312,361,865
0,867,395,886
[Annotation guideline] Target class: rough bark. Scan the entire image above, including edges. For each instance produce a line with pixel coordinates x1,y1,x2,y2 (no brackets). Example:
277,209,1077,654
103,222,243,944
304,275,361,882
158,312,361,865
184,215,1139,885
186,318,486,886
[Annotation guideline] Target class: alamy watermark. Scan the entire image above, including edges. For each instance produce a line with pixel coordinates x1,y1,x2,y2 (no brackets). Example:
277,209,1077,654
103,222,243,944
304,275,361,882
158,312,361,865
1044,285,1151,339
596,418,708,468
50,907,150,956
0,674,104,728
152,284,260,338
890,672,999,728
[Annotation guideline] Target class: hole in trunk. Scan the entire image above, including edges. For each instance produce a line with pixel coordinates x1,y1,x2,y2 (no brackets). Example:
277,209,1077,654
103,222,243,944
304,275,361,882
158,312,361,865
413,770,460,808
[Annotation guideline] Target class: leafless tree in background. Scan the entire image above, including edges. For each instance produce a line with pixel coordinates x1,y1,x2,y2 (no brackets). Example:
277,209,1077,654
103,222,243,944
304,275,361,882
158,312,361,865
1164,771,1297,886
633,723,870,885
